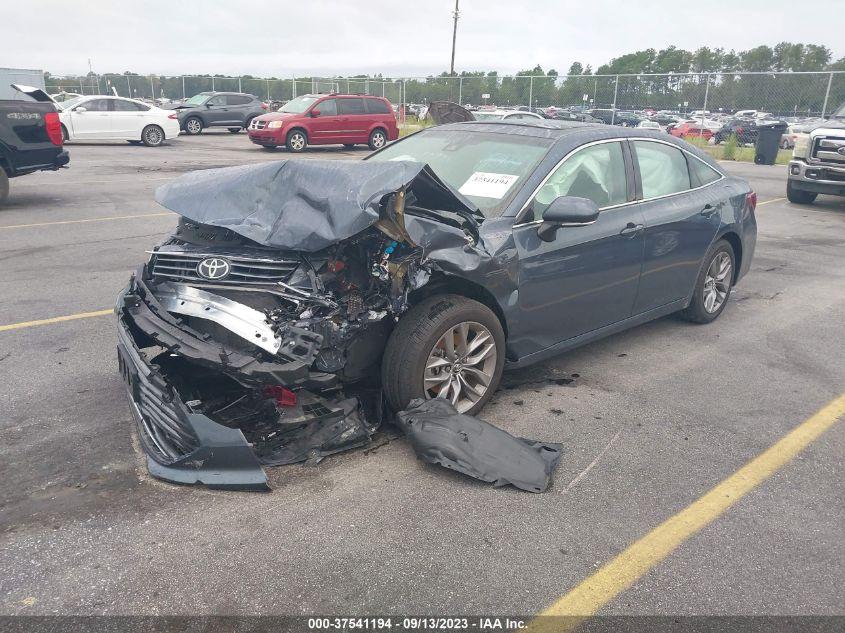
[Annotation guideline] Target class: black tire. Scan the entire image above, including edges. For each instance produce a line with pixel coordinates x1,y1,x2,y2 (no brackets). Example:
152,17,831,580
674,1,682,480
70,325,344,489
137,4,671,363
0,169,9,205
286,129,307,152
183,117,203,135
680,240,735,324
786,180,817,205
141,125,165,147
244,117,255,131
61,124,69,143
368,128,387,151
382,294,506,416
228,127,241,133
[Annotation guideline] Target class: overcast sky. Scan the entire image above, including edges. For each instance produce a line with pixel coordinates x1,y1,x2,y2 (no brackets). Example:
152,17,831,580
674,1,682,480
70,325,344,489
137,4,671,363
3,0,842,77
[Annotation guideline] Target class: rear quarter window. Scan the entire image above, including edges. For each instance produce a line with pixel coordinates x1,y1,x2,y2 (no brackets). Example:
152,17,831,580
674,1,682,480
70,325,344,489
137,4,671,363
633,140,691,198
365,99,391,114
226,95,252,106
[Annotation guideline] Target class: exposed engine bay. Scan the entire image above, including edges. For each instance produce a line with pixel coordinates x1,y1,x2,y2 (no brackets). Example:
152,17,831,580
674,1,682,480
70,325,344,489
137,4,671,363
116,158,560,491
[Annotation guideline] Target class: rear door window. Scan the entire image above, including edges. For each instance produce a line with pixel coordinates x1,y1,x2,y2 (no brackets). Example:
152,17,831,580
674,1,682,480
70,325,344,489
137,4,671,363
226,95,251,106
633,140,691,199
338,98,366,115
83,99,112,112
316,99,337,116
113,99,149,111
365,99,391,114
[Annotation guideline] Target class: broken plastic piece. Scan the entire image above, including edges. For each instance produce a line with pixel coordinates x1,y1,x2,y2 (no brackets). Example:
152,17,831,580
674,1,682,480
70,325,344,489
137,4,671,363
263,385,298,407
395,398,562,493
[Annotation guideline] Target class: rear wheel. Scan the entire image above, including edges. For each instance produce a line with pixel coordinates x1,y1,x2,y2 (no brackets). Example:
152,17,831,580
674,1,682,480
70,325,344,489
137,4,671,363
368,128,387,151
680,240,735,324
141,125,165,147
382,294,505,416
286,129,307,152
0,169,9,205
184,117,203,135
228,127,241,133
786,180,817,205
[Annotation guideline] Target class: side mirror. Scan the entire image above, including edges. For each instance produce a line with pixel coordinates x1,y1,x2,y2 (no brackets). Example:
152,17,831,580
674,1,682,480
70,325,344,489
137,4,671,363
310,109,321,118
537,196,599,242
74,106,87,113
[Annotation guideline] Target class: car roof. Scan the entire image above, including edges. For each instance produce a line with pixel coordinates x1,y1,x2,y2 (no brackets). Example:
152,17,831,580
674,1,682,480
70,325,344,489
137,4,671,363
302,93,384,99
436,120,604,137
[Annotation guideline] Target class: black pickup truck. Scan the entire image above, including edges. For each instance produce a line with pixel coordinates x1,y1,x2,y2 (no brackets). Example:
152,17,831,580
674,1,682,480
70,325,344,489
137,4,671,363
0,84,69,204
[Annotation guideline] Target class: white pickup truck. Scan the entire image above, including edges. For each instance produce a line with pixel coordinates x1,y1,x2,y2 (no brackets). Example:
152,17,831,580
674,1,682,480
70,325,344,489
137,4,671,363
787,101,845,204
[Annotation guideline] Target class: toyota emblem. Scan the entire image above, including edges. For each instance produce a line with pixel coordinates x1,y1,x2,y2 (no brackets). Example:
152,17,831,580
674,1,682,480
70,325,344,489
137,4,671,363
197,257,231,280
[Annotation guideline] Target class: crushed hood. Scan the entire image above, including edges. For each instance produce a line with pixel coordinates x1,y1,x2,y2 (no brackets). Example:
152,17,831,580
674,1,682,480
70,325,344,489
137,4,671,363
155,159,478,252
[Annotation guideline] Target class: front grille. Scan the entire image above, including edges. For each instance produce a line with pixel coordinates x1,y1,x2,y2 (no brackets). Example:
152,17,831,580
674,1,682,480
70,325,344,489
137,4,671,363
250,119,267,130
150,251,299,285
811,136,845,165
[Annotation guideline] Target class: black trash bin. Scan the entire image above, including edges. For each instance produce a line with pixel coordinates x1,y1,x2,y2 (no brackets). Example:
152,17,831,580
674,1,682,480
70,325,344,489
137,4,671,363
754,121,788,165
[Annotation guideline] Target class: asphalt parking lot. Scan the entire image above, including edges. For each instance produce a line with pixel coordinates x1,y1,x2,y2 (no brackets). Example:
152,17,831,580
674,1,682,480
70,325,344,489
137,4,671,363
1,130,843,618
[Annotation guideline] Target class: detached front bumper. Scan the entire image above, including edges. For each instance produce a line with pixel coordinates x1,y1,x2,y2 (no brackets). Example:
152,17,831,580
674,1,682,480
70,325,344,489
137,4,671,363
116,278,269,490
788,160,845,197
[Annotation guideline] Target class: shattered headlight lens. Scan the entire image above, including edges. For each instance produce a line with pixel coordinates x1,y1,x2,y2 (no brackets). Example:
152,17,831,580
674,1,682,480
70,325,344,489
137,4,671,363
267,120,284,129
792,133,810,159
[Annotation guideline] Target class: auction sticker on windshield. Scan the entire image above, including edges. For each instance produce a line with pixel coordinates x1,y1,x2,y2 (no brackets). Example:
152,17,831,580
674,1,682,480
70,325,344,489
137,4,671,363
459,172,518,199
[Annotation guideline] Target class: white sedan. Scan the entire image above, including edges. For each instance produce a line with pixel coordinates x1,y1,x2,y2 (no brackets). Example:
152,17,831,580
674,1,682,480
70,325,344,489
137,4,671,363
57,95,180,146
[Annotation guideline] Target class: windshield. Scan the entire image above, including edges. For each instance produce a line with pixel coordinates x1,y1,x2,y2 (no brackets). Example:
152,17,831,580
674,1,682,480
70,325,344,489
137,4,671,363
279,96,319,113
184,93,210,106
58,96,85,110
368,129,553,217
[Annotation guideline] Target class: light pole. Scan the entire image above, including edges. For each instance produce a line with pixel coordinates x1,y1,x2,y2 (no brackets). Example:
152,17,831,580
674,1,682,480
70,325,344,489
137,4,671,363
449,0,459,76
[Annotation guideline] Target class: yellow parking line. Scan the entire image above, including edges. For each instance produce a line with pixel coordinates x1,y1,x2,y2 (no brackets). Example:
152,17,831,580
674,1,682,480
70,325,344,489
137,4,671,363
0,212,173,230
0,309,112,332
757,197,786,206
531,392,845,629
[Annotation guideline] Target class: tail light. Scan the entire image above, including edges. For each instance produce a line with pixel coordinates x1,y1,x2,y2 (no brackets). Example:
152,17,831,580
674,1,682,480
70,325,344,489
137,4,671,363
44,111,63,146
263,385,297,407
746,192,757,213
168,113,178,119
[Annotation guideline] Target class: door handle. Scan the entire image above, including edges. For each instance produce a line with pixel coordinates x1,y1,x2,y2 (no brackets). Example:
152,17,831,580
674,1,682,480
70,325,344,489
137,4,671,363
620,222,644,237
700,203,718,217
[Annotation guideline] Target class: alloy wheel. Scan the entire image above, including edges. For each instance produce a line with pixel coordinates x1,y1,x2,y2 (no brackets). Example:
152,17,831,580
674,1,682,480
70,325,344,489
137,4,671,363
371,132,386,148
703,252,732,313
423,321,497,413
186,119,201,134
144,127,163,146
289,133,306,151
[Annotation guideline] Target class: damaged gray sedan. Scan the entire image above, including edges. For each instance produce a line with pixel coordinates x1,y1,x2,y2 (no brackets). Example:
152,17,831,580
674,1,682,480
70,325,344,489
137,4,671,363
116,121,757,489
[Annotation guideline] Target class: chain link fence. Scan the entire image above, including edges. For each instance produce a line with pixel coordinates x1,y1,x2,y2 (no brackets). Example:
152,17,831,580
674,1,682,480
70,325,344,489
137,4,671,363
45,71,845,120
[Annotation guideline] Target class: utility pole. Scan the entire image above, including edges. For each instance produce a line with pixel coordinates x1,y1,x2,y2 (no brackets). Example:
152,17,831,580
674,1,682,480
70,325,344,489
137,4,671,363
449,0,459,76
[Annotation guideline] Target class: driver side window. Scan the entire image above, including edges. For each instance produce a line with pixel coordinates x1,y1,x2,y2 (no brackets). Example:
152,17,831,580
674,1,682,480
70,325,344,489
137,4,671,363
206,95,226,106
525,141,627,222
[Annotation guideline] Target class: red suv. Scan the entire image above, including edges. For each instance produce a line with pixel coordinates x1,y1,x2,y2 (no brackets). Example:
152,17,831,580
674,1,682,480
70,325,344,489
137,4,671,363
248,94,399,152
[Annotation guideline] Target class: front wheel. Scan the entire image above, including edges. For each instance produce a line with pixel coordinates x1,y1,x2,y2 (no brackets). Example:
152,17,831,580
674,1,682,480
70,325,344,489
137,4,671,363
141,125,165,147
368,128,387,151
680,240,735,324
286,129,307,152
382,294,505,416
786,180,817,205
